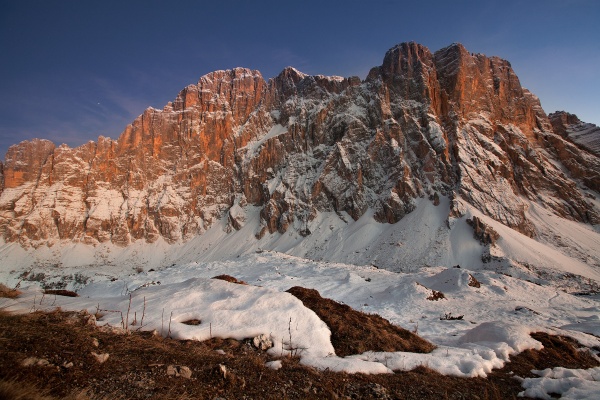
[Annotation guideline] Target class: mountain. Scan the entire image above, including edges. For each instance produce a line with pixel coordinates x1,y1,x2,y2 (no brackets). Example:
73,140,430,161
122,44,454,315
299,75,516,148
549,111,600,157
0,42,599,279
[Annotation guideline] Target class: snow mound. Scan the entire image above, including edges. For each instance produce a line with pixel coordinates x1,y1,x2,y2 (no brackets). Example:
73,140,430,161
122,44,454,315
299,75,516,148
519,367,600,400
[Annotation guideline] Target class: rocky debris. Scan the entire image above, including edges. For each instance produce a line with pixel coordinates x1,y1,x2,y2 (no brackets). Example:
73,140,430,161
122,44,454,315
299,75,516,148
217,363,228,379
467,216,500,245
214,363,245,387
21,357,51,367
92,338,99,347
252,334,273,351
91,352,109,364
0,43,598,248
167,365,192,379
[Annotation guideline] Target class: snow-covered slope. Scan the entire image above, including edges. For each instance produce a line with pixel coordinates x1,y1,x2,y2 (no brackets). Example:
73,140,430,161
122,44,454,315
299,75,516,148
1,194,599,286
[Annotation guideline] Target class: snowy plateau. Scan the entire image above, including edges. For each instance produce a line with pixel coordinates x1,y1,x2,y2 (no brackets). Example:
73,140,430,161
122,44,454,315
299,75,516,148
1,42,600,398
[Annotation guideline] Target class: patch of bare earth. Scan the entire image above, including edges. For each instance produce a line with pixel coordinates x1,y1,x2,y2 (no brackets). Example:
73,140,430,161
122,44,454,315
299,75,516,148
0,291,598,399
286,286,435,356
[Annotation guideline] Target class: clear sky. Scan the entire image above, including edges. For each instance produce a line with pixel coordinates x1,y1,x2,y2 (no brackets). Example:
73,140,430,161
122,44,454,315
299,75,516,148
0,0,598,159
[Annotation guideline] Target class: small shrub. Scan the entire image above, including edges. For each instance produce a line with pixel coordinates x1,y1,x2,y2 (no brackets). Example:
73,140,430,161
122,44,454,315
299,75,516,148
73,273,89,286
182,319,201,326
28,272,47,282
440,313,463,321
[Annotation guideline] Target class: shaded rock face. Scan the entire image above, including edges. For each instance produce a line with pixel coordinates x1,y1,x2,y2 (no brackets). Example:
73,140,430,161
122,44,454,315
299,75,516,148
0,43,598,247
466,216,499,246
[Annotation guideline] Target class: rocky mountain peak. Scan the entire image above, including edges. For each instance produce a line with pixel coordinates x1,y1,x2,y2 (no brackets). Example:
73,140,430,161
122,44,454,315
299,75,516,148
0,42,598,251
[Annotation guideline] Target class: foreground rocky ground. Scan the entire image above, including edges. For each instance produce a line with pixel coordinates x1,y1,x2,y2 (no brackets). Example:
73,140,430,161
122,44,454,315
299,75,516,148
1,287,598,399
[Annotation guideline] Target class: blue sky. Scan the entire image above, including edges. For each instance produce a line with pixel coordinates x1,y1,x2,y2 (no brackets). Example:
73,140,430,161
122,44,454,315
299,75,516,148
0,0,598,158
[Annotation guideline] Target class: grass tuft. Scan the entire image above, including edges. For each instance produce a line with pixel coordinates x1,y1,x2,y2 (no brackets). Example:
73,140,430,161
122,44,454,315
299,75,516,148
0,283,21,299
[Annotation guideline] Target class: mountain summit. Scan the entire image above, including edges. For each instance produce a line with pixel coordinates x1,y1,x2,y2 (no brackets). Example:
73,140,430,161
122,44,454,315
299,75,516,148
0,42,598,271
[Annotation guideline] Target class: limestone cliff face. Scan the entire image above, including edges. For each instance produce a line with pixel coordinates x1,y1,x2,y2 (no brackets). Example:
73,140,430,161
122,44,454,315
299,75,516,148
0,43,598,247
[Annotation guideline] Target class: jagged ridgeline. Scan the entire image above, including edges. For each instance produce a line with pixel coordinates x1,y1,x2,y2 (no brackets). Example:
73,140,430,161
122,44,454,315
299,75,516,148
1,42,598,247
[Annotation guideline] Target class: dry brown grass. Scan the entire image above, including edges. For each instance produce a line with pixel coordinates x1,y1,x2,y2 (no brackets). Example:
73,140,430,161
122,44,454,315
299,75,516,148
0,283,21,299
44,289,79,297
211,275,247,285
286,286,436,356
0,379,56,400
0,379,99,400
501,332,599,374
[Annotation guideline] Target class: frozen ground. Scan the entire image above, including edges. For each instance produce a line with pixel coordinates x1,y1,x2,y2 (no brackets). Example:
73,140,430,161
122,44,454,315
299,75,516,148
1,198,600,398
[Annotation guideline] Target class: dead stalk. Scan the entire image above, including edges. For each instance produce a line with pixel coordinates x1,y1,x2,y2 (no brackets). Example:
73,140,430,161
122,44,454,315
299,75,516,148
125,294,132,332
288,317,294,357
140,296,146,327
167,311,173,339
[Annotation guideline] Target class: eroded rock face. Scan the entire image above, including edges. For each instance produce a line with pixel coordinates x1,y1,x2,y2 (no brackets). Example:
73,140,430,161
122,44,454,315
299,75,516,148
549,111,600,156
0,43,598,247
467,216,500,246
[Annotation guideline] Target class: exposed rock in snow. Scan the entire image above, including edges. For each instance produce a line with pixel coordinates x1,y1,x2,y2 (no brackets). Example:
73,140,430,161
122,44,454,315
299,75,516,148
467,216,499,245
252,333,273,351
